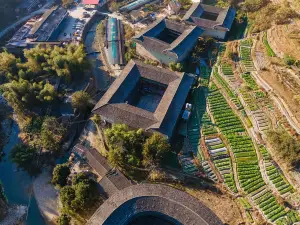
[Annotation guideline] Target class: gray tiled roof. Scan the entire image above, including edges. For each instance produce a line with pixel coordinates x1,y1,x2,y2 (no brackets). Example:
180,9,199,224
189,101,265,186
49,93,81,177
84,147,111,177
182,3,236,31
92,60,195,138
83,147,132,197
133,18,203,59
87,184,224,225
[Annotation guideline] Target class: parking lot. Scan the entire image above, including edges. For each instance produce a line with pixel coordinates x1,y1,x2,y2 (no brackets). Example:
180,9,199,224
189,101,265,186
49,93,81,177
57,3,96,41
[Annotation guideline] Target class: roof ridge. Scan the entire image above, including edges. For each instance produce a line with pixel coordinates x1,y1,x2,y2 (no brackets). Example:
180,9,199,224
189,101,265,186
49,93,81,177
133,59,182,80
113,103,157,121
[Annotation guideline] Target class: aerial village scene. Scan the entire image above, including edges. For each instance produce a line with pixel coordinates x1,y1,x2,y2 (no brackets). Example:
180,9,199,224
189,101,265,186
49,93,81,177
1,0,300,224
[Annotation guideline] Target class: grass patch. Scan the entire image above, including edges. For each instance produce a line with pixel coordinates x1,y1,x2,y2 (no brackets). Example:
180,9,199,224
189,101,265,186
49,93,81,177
263,32,276,57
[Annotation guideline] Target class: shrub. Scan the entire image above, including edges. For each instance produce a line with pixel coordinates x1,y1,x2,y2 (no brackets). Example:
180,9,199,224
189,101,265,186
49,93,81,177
57,214,71,225
284,55,296,66
52,163,70,188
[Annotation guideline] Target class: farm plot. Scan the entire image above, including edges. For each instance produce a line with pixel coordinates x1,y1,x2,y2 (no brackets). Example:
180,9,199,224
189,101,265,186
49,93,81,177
221,63,235,81
187,109,201,156
240,45,256,72
242,73,259,90
239,88,259,111
201,112,218,136
187,88,206,155
239,198,254,223
213,70,243,110
251,188,288,222
205,137,237,193
208,87,245,135
240,39,253,47
264,161,294,196
276,211,300,225
208,85,292,223
201,160,218,182
200,66,212,80
178,154,202,177
227,135,265,194
252,110,269,132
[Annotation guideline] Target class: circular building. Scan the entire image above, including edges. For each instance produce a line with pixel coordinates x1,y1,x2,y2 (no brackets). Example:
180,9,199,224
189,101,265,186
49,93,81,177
87,184,223,225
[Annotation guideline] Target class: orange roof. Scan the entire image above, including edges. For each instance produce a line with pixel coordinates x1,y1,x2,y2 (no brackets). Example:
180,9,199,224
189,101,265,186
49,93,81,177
83,0,99,4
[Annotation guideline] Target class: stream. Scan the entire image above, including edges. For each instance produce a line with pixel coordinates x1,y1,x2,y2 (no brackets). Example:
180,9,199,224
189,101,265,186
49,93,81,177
0,16,104,225
0,122,46,225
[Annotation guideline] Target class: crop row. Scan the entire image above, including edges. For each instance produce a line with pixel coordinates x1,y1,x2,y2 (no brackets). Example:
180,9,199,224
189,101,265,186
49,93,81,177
227,135,265,194
206,135,237,193
239,88,259,111
276,211,300,225
265,161,294,195
208,89,245,135
240,45,255,72
242,73,259,90
253,189,287,222
208,82,291,223
221,63,234,81
240,39,253,47
213,70,243,109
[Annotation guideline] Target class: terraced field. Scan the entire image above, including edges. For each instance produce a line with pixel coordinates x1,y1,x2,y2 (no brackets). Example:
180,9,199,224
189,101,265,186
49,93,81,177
265,161,294,195
221,64,235,81
201,112,218,136
207,85,297,223
208,86,245,135
205,137,237,193
204,37,300,224
213,70,243,110
260,146,294,196
240,39,256,72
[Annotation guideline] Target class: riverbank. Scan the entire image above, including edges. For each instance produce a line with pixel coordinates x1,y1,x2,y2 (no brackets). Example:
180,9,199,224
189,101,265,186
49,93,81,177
0,119,46,225
33,168,59,224
1,205,27,225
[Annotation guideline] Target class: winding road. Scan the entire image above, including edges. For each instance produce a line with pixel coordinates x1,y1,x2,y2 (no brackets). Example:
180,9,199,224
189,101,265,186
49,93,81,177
0,1,54,39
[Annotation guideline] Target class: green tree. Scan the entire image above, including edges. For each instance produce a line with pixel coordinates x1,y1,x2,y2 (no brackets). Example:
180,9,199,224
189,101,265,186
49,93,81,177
10,144,36,171
41,117,66,151
61,0,73,8
0,50,20,79
71,91,92,112
179,0,192,10
284,54,296,66
71,181,97,212
267,129,300,168
57,214,71,225
169,62,182,72
142,133,170,166
38,83,56,102
72,172,91,186
60,178,98,213
105,124,144,167
107,145,125,167
109,0,120,12
52,163,70,188
60,186,76,211
125,42,137,62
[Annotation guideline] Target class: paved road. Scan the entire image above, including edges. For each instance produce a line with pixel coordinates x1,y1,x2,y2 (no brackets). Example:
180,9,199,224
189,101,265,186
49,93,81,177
0,1,54,39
